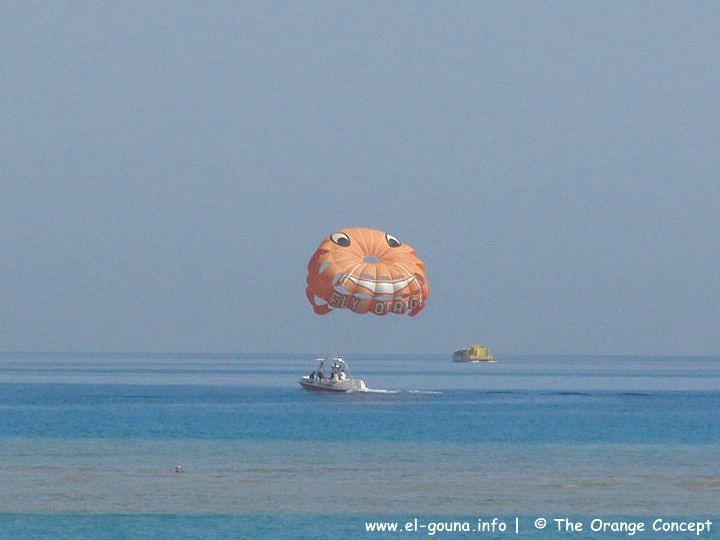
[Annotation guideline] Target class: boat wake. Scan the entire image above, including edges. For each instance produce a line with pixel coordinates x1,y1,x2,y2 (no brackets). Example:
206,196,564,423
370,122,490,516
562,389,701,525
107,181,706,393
358,387,399,394
358,388,441,395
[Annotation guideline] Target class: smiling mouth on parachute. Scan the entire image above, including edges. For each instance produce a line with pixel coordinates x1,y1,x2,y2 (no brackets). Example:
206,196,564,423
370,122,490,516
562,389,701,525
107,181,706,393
337,273,417,295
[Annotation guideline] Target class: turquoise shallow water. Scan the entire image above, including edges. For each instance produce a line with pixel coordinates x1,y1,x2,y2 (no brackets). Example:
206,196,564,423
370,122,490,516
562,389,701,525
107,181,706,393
0,353,718,538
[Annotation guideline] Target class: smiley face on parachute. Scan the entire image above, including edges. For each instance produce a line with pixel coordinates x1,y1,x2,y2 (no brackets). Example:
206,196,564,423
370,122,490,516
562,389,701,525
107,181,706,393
306,227,429,316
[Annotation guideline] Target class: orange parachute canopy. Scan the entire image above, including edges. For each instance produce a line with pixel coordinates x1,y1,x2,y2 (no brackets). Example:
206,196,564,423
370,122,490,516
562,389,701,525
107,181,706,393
306,227,429,316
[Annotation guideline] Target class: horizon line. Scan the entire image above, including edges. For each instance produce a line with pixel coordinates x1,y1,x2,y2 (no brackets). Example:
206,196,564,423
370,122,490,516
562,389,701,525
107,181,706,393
1,350,718,359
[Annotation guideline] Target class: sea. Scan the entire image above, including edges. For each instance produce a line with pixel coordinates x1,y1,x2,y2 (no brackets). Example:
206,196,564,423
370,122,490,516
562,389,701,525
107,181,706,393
0,352,718,539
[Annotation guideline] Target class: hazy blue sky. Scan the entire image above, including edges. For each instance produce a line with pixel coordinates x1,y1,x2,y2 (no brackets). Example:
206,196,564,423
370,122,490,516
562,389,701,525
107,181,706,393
2,2,718,355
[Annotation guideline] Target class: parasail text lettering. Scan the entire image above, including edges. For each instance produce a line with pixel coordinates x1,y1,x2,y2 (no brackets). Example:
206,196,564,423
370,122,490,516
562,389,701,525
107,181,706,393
328,292,421,315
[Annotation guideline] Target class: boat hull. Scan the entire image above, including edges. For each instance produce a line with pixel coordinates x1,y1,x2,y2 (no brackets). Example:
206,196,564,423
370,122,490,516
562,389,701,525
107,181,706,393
298,377,367,392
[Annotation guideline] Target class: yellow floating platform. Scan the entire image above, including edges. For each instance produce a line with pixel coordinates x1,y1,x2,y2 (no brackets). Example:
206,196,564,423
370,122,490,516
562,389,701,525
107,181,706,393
452,344,494,362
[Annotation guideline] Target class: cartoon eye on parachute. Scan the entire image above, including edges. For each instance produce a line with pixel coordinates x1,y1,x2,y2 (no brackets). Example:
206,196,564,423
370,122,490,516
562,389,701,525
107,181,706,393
306,227,429,316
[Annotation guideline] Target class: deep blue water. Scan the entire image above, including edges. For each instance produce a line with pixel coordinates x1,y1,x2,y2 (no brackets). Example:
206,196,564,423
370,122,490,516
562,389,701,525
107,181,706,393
1,384,719,444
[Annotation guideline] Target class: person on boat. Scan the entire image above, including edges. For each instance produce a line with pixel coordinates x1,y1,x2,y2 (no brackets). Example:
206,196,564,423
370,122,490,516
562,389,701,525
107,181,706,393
317,360,325,380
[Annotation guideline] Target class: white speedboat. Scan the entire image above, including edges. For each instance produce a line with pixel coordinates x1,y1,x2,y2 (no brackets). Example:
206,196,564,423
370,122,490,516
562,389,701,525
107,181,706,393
299,355,367,392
